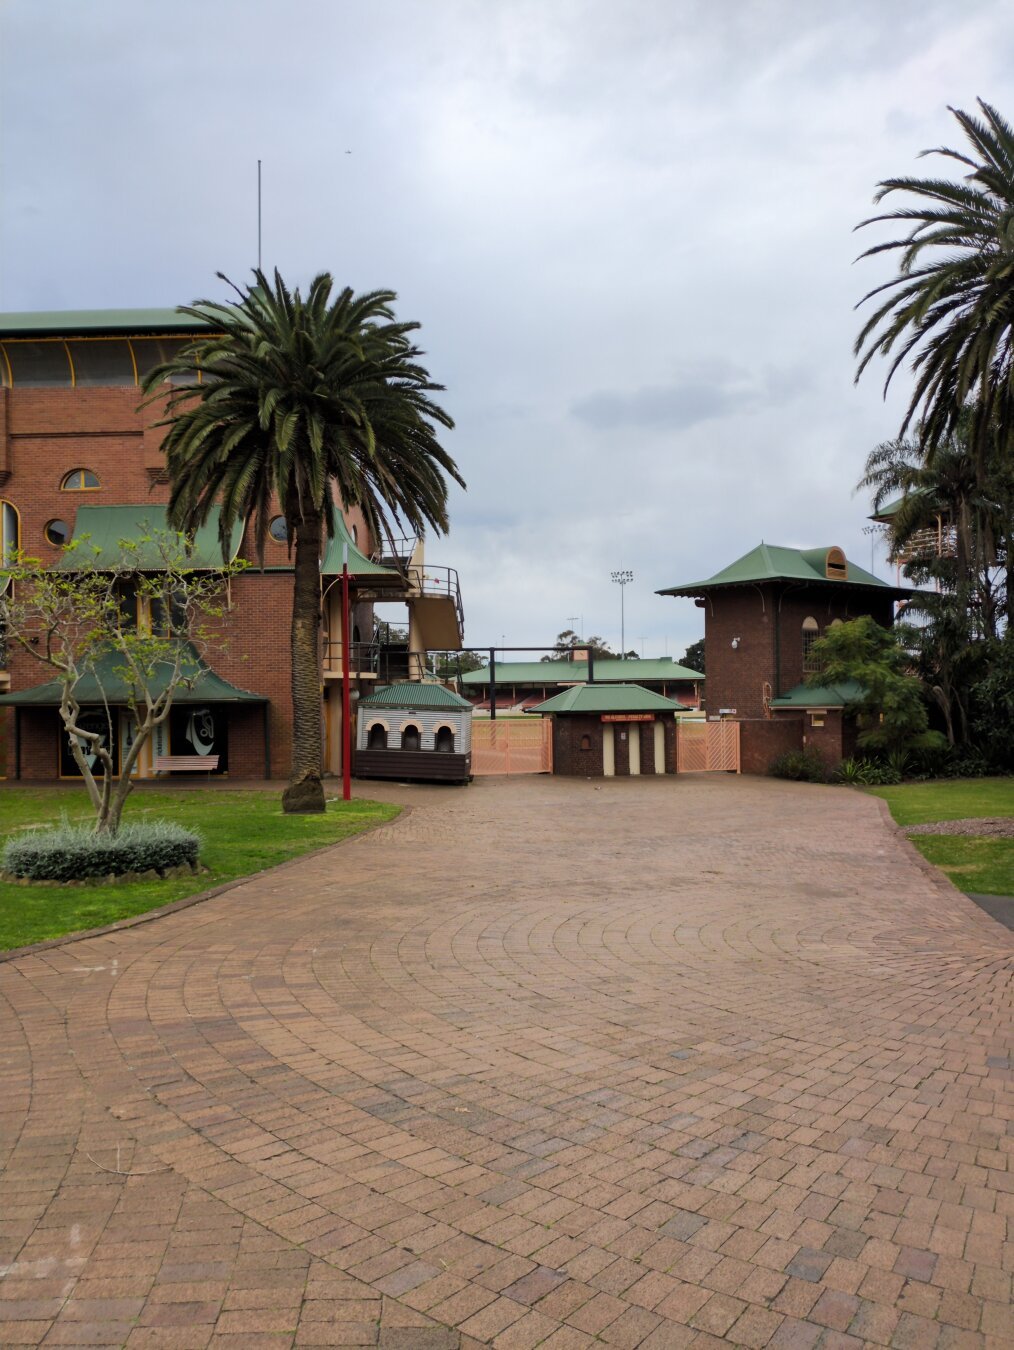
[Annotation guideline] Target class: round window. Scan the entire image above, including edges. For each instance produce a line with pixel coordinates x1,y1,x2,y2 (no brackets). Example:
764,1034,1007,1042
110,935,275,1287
45,518,70,546
268,515,288,543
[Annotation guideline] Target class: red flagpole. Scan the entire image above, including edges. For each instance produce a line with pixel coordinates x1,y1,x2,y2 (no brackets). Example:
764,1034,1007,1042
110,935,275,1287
341,551,352,802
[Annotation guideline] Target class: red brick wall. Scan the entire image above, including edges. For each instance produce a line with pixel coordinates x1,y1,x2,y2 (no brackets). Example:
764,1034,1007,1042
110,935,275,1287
1,382,379,780
800,708,846,770
551,715,676,777
704,583,897,720
739,718,802,775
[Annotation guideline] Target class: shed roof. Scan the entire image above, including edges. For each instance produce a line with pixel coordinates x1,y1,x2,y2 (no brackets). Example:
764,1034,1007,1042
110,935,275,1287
658,543,909,597
769,679,865,709
358,682,472,710
461,657,703,686
57,505,244,570
528,683,689,715
0,645,265,707
0,309,212,338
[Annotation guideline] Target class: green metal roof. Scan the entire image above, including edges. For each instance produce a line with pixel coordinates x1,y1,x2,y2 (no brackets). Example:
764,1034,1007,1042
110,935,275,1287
57,505,244,570
0,309,212,338
528,683,689,715
320,509,403,581
461,657,704,686
0,644,265,707
658,543,907,597
769,679,866,709
358,682,472,710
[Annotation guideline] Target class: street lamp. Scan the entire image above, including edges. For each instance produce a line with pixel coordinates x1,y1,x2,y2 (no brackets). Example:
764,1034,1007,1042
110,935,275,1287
611,570,633,659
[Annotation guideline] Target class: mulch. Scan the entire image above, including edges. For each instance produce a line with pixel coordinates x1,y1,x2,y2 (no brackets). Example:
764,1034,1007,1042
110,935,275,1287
906,817,1014,838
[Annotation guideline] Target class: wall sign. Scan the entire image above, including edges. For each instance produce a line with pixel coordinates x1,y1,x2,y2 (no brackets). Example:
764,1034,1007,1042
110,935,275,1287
601,713,655,722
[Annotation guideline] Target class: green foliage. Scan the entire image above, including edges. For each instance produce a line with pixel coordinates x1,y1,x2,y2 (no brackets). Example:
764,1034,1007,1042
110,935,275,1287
1,532,239,835
4,819,200,883
768,748,830,783
808,616,947,758
836,756,870,785
855,100,1014,474
143,269,462,810
542,629,615,660
968,635,1014,769
143,269,463,563
680,638,705,673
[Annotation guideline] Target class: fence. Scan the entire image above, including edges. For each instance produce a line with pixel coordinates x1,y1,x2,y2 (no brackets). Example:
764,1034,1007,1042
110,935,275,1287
471,718,553,775
676,719,740,773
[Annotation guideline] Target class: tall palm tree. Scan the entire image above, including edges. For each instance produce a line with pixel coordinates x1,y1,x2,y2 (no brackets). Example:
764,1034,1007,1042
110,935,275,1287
143,270,462,813
854,100,1014,474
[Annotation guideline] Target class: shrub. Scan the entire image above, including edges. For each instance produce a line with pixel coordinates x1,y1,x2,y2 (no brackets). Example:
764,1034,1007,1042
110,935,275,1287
836,756,871,785
3,819,201,883
768,749,830,783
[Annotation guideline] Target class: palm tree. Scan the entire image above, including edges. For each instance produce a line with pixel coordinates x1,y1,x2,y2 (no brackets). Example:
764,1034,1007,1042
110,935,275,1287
143,270,462,813
854,100,1014,475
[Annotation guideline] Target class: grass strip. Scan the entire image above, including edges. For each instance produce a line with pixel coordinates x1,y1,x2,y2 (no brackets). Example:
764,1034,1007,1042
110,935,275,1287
869,778,1013,896
0,789,399,951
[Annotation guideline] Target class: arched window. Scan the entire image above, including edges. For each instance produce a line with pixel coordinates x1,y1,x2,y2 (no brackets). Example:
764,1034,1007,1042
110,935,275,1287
352,524,359,545
401,724,421,751
825,547,848,580
434,726,455,754
802,617,820,675
61,468,100,490
367,723,388,750
1,501,19,578
579,733,592,751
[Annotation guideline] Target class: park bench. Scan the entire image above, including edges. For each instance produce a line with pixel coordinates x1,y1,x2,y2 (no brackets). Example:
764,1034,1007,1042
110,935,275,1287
154,755,219,776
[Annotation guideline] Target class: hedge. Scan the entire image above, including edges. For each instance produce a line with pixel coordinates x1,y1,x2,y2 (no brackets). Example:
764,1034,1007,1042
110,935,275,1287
3,819,201,883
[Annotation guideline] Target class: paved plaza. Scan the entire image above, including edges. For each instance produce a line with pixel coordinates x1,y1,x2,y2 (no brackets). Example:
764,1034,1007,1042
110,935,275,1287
0,774,1011,1348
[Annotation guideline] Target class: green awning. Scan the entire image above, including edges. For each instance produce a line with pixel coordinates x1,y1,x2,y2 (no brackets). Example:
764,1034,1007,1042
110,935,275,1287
0,309,212,338
57,505,244,570
528,683,689,715
320,509,404,582
0,644,266,707
769,679,865,709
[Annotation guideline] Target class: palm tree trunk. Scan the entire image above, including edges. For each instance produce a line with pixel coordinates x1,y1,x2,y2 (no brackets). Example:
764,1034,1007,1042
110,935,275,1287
282,510,326,814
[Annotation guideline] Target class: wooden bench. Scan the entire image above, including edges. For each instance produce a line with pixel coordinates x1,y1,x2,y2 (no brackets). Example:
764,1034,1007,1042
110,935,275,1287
154,755,220,776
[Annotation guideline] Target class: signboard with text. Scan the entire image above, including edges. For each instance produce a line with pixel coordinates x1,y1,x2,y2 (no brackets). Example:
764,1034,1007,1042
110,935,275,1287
600,713,655,723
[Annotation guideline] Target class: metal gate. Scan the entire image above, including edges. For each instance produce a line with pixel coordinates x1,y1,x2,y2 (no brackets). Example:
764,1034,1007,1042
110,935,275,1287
471,719,553,775
676,719,740,773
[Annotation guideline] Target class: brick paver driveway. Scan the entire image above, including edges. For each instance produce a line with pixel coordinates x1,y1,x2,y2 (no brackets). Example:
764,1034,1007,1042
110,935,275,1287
1,775,1011,1349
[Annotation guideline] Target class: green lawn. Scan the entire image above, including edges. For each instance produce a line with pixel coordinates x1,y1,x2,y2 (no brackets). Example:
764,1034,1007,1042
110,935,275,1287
0,789,400,952
870,778,1014,896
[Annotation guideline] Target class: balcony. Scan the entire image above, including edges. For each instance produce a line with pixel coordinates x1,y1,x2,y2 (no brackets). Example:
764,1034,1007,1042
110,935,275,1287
322,640,429,683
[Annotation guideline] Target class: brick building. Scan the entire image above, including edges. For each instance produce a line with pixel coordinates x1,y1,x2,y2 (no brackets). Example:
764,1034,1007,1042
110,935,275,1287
658,543,910,773
461,655,703,713
0,309,463,780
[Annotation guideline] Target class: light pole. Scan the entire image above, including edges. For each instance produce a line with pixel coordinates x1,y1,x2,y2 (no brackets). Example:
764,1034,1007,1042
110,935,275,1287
611,570,633,659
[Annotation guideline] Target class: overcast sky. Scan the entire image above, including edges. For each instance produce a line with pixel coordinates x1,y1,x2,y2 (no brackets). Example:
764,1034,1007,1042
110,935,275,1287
2,1,1012,660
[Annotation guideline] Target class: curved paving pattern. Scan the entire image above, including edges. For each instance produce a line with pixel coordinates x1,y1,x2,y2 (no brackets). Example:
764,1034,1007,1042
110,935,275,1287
1,775,1011,1349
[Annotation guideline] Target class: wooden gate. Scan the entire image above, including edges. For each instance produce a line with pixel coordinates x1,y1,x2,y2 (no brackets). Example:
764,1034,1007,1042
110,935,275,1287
471,719,553,775
676,719,740,773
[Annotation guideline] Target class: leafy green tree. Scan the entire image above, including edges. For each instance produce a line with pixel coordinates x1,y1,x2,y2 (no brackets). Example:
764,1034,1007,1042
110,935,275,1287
541,629,614,661
144,270,463,814
807,616,946,758
680,638,705,673
1,533,237,835
854,100,1014,476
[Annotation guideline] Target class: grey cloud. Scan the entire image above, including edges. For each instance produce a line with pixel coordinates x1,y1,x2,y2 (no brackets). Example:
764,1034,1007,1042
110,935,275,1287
571,365,808,433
